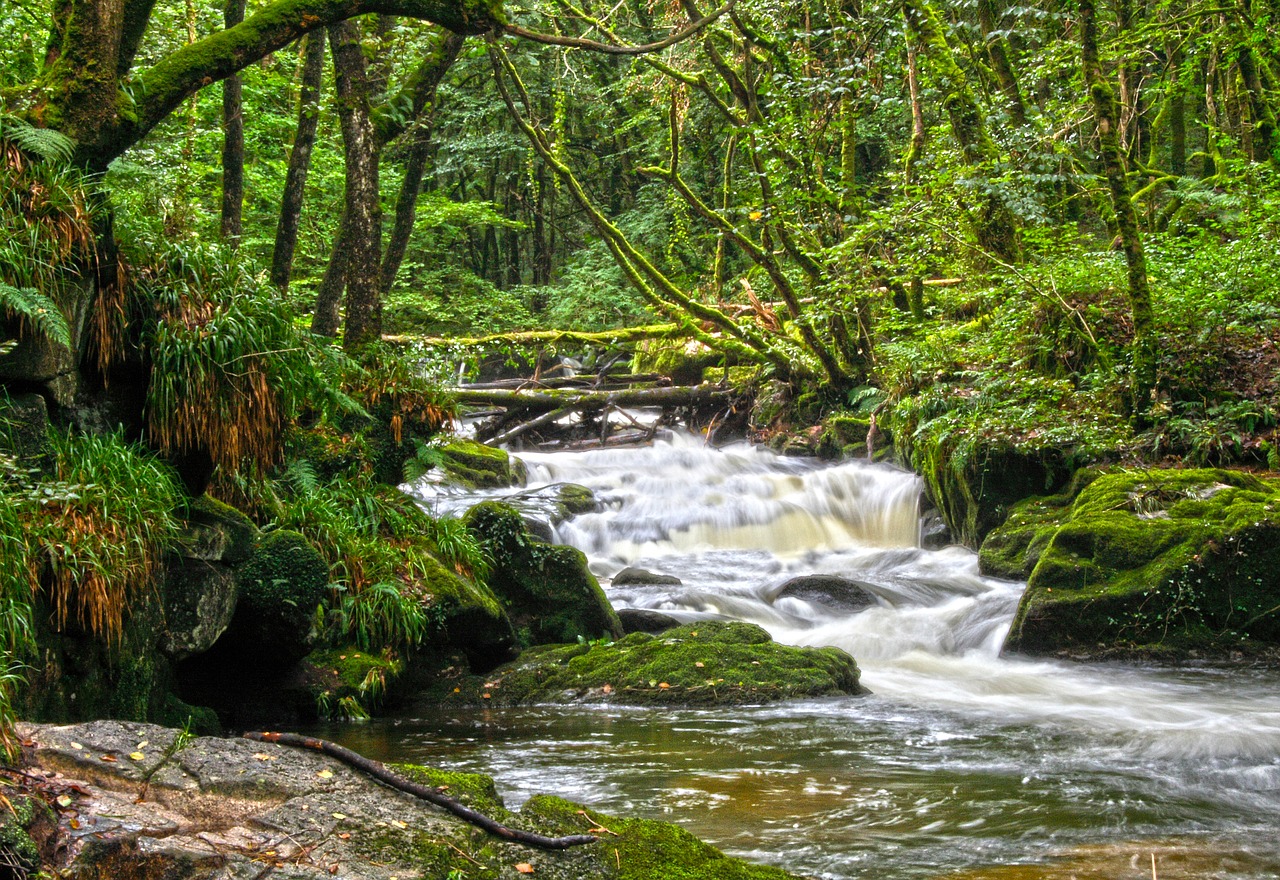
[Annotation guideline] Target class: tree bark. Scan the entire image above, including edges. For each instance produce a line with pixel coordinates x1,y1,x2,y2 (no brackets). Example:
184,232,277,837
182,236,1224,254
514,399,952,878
379,31,466,293
220,0,246,245
272,30,327,290
974,0,1027,127
1081,0,1156,415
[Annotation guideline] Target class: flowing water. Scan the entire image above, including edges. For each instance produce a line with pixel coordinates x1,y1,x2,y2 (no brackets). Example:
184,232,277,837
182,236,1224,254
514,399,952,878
335,432,1280,879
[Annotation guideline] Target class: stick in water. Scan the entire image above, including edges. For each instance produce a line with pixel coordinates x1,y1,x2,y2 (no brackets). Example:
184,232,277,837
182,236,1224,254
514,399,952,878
243,731,598,850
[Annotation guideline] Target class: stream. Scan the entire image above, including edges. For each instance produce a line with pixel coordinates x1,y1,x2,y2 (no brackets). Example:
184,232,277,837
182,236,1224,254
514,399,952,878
322,431,1280,879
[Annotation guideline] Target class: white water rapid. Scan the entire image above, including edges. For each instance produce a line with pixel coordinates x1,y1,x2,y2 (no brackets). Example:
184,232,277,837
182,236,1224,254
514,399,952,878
391,430,1280,879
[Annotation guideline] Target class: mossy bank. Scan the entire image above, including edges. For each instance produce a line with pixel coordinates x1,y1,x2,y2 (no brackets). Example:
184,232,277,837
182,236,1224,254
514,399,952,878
986,467,1280,661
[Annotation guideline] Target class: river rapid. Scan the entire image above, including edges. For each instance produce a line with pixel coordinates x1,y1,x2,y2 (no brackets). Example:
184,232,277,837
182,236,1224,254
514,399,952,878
330,432,1280,879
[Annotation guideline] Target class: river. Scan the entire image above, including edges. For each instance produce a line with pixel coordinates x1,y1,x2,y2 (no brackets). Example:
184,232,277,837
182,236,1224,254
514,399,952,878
324,431,1280,879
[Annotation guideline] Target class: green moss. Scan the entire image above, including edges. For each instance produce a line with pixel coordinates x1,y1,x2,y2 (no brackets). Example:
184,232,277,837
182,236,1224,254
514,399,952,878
392,763,511,818
182,494,258,563
465,502,622,647
519,795,796,880
440,438,522,488
435,621,865,707
993,468,1280,659
232,529,328,662
0,795,51,872
632,338,721,385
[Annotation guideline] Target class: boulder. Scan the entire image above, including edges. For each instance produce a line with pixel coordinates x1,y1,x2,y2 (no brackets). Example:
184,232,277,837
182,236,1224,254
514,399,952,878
0,391,52,461
223,530,328,664
465,501,623,647
617,607,683,634
159,559,238,661
18,720,801,880
989,467,1280,660
498,481,598,540
767,575,879,614
428,621,867,707
440,438,525,488
175,495,257,564
613,566,683,586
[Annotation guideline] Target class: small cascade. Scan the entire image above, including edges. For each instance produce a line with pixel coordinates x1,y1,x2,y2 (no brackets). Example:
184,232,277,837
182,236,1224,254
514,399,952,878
386,430,1280,880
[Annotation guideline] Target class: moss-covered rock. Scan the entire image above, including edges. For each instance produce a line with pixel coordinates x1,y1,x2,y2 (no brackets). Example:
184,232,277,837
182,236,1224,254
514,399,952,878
431,621,866,706
178,494,257,563
632,338,722,385
226,529,328,664
0,794,55,875
465,501,623,647
900,434,1071,549
991,468,1280,660
440,437,525,488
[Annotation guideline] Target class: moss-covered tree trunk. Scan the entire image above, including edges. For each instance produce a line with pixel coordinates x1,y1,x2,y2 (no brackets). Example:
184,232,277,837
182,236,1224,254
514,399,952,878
326,18,383,351
22,0,502,171
272,30,327,290
1081,0,1157,415
974,0,1027,127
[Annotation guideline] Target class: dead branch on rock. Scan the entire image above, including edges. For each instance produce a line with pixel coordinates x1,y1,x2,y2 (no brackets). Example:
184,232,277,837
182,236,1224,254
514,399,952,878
242,732,598,850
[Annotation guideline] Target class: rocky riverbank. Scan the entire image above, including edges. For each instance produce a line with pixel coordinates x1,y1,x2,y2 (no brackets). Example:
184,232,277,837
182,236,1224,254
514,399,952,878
6,720,801,879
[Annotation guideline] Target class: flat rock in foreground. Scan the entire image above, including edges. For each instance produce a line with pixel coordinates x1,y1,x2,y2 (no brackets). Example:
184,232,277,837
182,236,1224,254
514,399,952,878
18,719,801,880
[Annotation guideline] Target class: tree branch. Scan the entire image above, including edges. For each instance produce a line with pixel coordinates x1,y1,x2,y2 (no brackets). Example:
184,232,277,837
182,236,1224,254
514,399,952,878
501,1,734,55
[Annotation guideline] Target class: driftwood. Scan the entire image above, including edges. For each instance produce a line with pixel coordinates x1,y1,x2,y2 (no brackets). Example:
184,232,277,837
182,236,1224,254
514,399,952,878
242,731,598,850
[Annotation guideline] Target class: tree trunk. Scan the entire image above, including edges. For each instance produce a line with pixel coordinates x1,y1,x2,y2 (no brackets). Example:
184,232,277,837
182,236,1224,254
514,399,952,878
901,0,1021,263
974,0,1027,127
220,0,246,245
325,19,383,351
1081,0,1156,415
272,30,326,290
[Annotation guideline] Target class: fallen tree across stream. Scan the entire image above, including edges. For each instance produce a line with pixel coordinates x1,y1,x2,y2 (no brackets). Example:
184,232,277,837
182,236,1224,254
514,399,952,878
460,383,738,446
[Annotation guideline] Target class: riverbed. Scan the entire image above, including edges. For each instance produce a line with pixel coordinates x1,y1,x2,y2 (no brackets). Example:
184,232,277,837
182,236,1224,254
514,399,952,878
323,432,1280,879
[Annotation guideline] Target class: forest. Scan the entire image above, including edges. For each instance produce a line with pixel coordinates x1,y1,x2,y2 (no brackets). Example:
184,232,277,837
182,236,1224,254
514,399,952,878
2,0,1280,876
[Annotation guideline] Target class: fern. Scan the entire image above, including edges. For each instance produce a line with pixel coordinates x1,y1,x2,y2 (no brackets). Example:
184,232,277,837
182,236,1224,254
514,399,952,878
0,282,71,348
0,113,76,162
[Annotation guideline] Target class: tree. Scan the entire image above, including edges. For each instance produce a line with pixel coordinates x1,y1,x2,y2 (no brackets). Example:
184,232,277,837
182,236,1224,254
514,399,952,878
11,0,502,171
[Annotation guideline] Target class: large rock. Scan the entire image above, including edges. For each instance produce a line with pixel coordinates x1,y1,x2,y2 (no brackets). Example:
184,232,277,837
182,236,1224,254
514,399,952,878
767,575,879,614
18,720,800,880
428,621,868,707
465,501,623,646
440,438,525,488
989,467,1280,660
222,530,328,664
613,566,683,586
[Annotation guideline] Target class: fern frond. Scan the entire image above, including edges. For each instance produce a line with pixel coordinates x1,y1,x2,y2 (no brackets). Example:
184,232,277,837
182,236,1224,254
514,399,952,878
0,282,72,348
0,114,77,163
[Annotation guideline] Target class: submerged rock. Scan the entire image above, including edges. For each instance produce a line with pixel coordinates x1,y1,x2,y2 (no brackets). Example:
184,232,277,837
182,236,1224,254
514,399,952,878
989,467,1280,660
768,575,879,614
613,566,683,586
19,720,799,880
428,621,867,707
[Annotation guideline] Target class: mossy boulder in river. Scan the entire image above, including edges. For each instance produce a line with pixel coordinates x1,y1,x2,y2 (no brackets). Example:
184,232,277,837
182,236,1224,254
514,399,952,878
988,468,1280,660
430,621,867,706
465,501,623,646
441,437,525,487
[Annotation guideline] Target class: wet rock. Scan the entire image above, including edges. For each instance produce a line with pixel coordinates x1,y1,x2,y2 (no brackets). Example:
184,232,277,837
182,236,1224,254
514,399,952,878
159,559,238,661
498,482,598,540
768,575,879,614
919,509,952,549
222,530,328,665
617,608,683,634
613,567,683,586
431,621,868,707
991,467,1280,660
440,438,525,488
19,719,801,880
465,501,622,647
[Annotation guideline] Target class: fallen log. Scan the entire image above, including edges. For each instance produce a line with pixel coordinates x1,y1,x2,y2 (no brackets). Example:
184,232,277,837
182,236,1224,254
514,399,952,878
243,731,598,850
455,383,731,413
461,372,666,392
384,324,684,348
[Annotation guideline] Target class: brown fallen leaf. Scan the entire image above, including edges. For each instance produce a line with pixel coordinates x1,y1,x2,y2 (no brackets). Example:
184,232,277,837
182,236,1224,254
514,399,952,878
658,682,671,689
515,863,535,874
99,754,117,762
338,833,352,840
253,753,278,761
